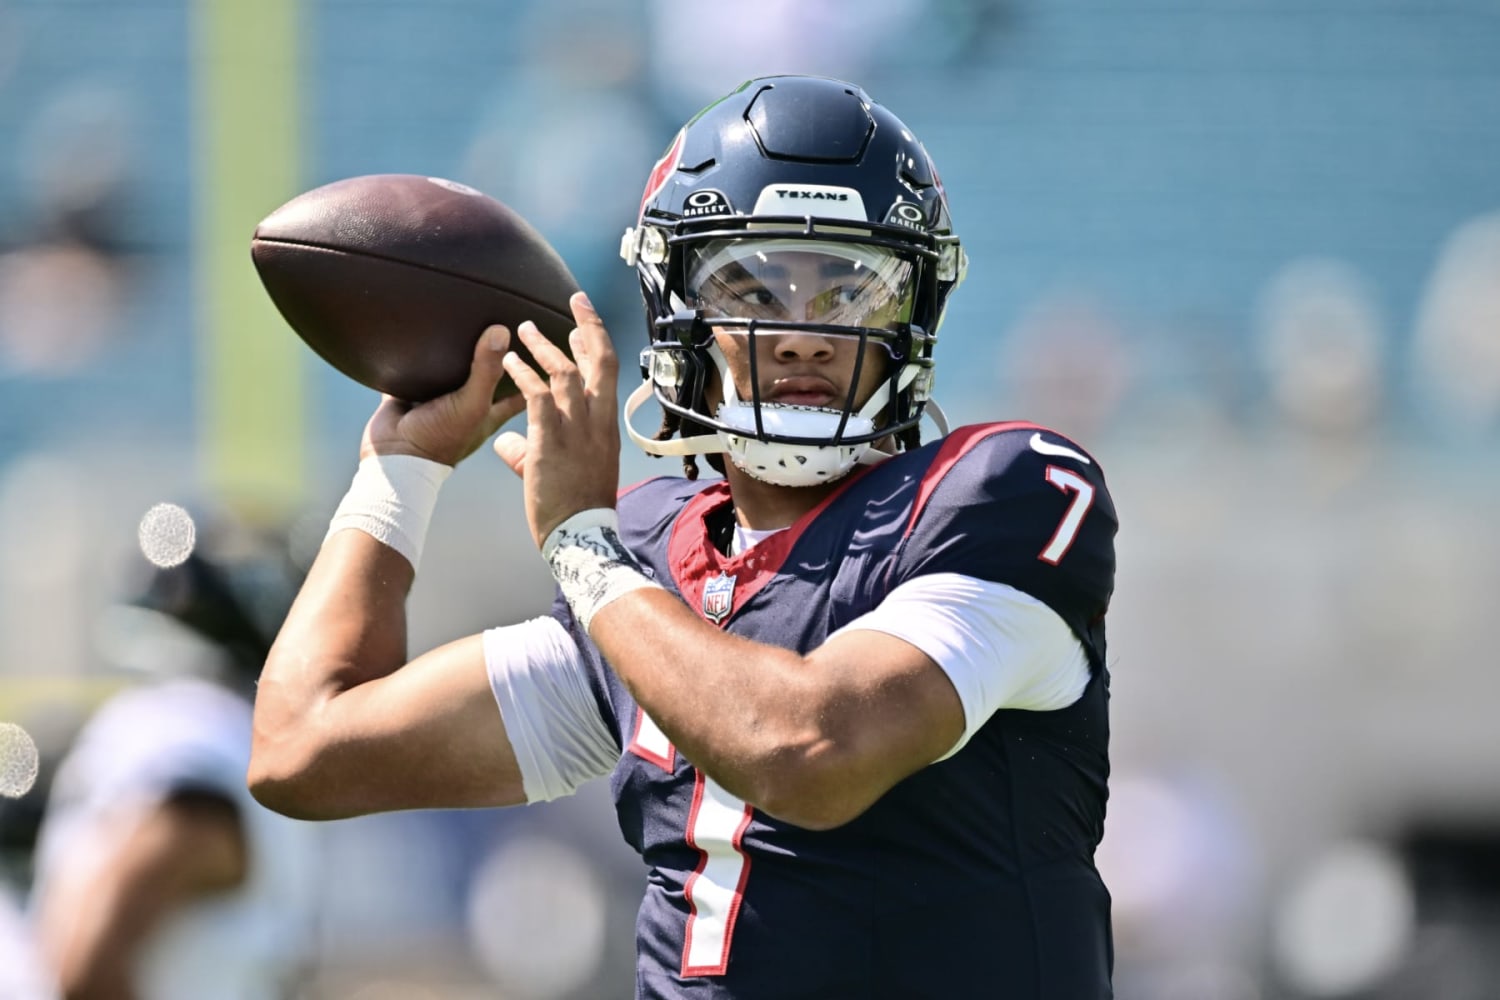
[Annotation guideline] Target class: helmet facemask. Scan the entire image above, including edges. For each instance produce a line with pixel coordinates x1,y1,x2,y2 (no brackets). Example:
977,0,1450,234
624,219,954,487
620,76,965,485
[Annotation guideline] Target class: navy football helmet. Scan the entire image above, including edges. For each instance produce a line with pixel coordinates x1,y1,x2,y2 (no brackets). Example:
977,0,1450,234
621,75,966,486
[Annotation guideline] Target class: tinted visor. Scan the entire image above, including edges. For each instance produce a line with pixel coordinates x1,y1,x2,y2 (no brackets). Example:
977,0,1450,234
686,239,918,333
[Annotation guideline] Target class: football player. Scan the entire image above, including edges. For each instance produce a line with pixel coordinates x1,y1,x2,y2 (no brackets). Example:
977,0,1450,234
251,75,1118,999
32,516,321,1000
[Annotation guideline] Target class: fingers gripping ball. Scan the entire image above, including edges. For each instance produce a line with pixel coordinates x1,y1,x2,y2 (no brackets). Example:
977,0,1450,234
251,174,579,402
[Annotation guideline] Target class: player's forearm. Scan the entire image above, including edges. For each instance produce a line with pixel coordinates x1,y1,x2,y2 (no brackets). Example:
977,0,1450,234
589,589,877,828
543,509,901,826
265,529,414,691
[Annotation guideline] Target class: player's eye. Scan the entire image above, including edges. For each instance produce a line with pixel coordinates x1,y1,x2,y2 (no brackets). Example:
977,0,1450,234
736,287,780,308
810,285,863,314
707,283,784,315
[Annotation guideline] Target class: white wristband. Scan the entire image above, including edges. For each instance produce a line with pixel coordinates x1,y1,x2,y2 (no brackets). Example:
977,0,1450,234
542,508,663,632
325,454,453,572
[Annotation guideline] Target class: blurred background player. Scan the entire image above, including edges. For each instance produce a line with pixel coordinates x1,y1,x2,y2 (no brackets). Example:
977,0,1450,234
25,507,322,1000
0,843,51,999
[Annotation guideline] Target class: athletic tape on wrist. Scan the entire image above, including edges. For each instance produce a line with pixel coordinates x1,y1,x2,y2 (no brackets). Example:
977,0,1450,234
325,454,452,572
542,508,662,631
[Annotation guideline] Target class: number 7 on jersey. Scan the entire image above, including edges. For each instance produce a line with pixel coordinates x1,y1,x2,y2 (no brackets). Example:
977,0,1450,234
1039,465,1094,565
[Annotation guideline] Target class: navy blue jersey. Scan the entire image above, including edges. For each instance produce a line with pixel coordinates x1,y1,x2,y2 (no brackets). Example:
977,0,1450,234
552,422,1118,999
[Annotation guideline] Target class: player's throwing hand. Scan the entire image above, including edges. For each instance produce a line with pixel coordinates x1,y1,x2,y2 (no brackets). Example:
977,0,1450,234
360,324,524,466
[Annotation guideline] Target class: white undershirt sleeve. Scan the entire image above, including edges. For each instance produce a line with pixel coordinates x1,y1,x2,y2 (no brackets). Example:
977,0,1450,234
483,616,620,802
830,573,1092,760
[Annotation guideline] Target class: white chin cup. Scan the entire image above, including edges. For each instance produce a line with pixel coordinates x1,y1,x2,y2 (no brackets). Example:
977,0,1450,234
622,382,884,487
714,403,875,487
621,336,952,488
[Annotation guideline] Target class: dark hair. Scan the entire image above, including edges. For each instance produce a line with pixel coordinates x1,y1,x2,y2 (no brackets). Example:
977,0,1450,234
118,518,303,686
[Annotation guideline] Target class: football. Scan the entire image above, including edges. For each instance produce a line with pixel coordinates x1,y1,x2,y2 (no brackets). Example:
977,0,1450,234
251,174,580,402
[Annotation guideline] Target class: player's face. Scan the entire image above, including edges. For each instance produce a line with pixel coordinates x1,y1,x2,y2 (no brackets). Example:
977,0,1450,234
687,240,916,412
707,326,891,414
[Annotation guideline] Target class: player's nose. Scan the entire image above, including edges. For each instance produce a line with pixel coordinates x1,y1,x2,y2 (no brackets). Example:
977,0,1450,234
767,330,837,364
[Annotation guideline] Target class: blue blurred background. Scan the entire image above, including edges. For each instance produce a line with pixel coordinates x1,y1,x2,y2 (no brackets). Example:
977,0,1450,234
1,1,1498,998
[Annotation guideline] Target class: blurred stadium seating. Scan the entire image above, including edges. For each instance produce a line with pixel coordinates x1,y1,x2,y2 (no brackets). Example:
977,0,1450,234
1,1,1497,997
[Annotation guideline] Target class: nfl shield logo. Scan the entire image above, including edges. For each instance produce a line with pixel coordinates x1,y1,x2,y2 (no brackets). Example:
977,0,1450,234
702,572,737,624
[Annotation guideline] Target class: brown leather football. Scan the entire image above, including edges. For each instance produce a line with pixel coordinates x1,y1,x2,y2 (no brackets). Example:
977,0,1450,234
251,174,579,402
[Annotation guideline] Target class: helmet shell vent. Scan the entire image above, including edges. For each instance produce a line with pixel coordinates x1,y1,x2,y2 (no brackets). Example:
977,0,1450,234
746,79,872,163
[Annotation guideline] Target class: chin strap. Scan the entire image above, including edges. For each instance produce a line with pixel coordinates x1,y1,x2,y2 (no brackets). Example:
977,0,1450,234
624,381,724,458
923,398,951,437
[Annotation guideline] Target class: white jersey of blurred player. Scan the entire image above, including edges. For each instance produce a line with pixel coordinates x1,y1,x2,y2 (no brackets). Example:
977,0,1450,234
29,677,322,1000
0,883,52,999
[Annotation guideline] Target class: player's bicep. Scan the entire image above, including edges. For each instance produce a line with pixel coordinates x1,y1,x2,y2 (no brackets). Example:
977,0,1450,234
831,573,1091,757
294,633,528,816
808,626,967,786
